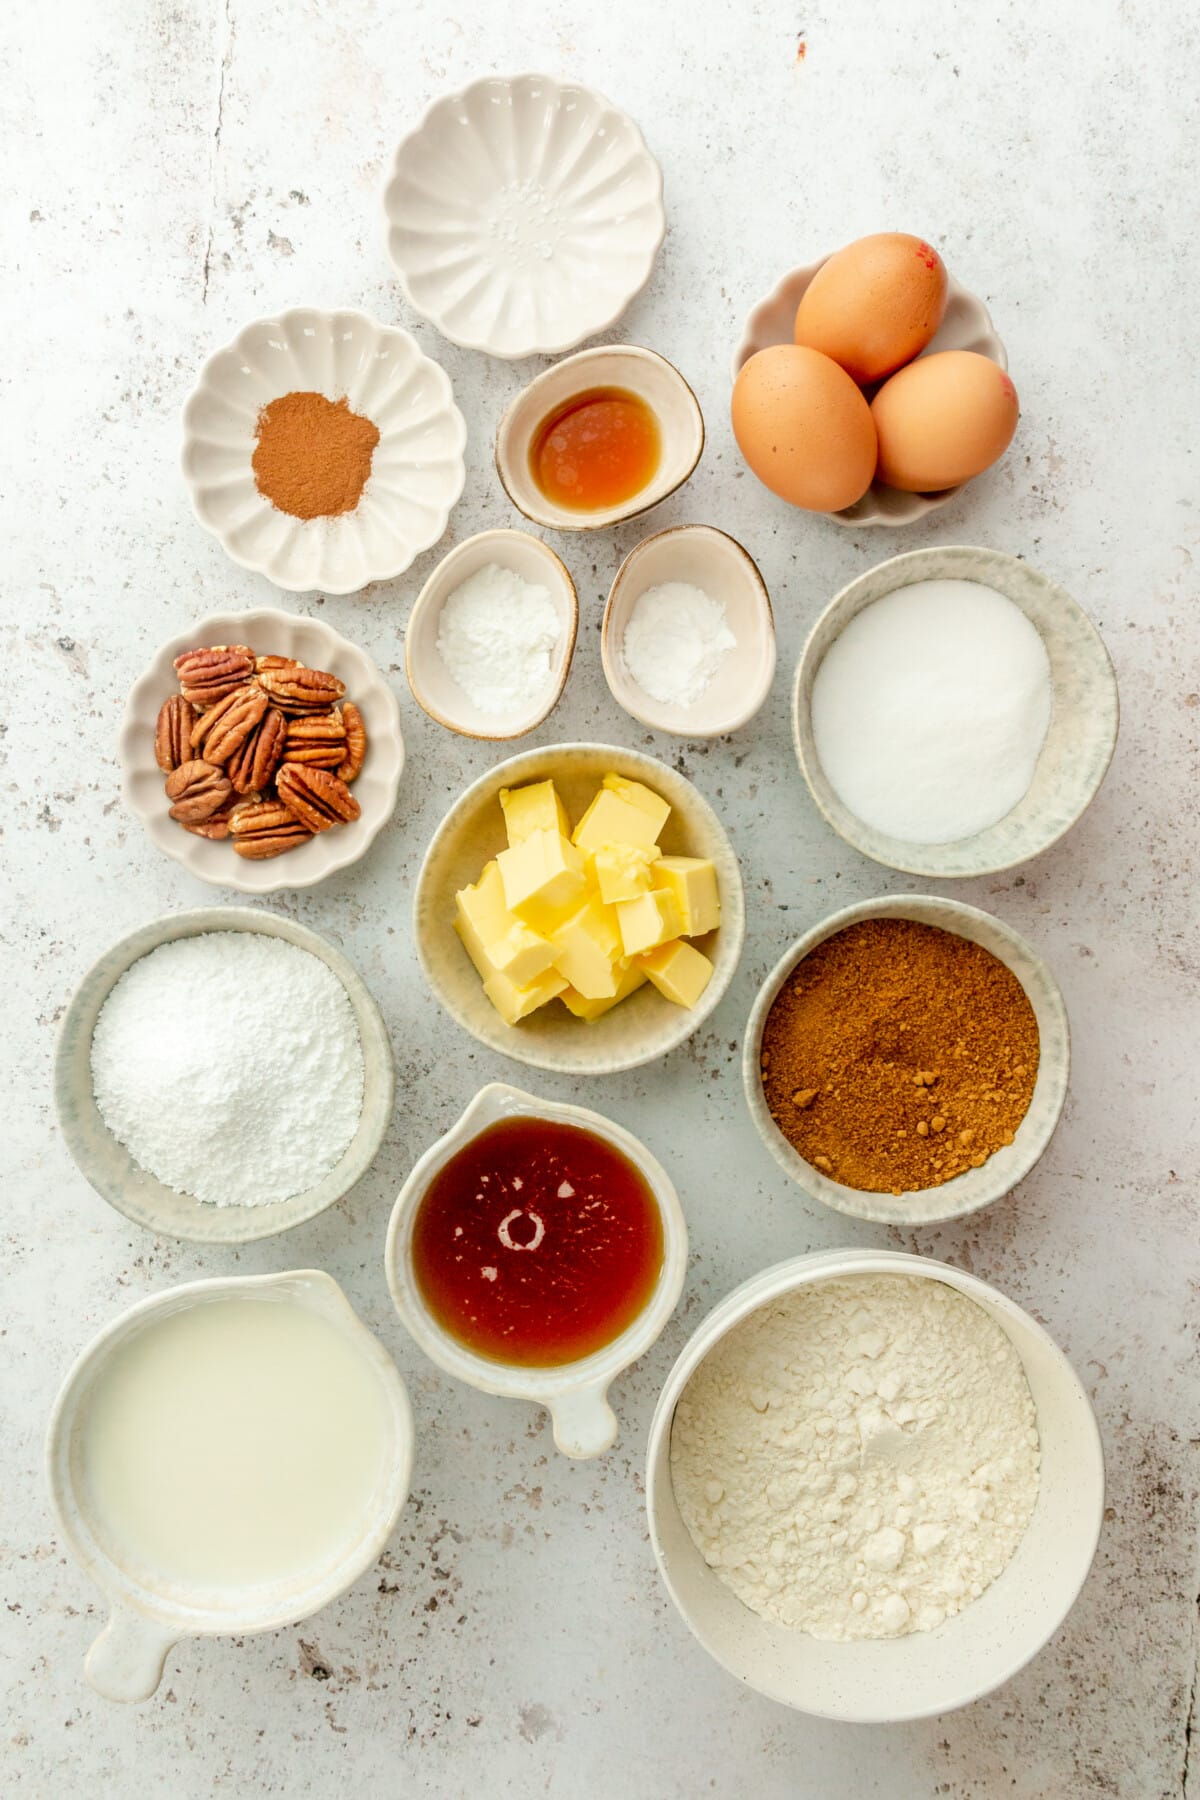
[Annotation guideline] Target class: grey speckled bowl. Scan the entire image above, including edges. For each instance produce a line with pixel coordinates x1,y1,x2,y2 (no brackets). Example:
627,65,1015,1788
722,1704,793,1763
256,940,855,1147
55,909,395,1244
794,546,1119,878
742,894,1070,1226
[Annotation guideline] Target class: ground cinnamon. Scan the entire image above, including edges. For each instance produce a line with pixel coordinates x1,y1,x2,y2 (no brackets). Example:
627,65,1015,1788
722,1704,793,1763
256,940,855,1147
251,391,379,519
760,918,1039,1195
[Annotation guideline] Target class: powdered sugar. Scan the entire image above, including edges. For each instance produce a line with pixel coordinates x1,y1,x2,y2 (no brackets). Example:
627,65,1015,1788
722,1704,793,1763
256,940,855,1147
90,933,364,1208
436,562,560,716
671,1274,1040,1640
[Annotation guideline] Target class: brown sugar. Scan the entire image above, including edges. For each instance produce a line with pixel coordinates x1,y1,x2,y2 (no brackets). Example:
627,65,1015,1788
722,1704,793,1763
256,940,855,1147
759,918,1040,1195
251,391,379,519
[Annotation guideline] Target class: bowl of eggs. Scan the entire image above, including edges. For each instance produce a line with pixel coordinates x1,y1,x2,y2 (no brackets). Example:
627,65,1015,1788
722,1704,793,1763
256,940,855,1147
731,234,1017,526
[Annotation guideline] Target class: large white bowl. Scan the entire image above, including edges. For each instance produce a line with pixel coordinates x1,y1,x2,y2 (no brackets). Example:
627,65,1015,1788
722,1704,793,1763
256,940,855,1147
646,1248,1104,1721
121,607,404,894
383,74,666,359
181,308,466,592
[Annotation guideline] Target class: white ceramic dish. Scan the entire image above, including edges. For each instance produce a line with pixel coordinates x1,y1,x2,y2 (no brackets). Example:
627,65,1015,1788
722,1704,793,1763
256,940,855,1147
742,894,1069,1227
601,524,776,736
414,742,745,1075
495,345,704,531
646,1247,1104,1721
181,308,466,592
732,257,1007,526
382,74,666,359
54,908,395,1244
121,606,404,893
47,1270,414,1701
385,1082,687,1458
794,546,1120,877
406,529,579,739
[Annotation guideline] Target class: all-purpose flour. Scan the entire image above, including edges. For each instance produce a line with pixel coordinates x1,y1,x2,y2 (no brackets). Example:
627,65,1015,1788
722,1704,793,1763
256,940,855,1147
90,933,364,1208
671,1275,1040,1640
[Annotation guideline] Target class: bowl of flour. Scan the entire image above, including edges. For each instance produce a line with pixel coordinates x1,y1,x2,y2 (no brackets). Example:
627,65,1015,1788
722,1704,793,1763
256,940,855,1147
55,909,394,1244
646,1248,1104,1721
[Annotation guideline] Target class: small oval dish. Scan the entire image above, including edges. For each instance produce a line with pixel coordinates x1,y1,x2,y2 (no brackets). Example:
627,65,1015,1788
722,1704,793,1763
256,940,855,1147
602,524,776,736
406,529,578,739
495,345,704,532
742,894,1069,1227
733,259,1006,527
54,908,395,1244
182,308,466,592
385,1082,688,1458
646,1247,1104,1721
47,1270,414,1701
121,606,404,894
415,742,745,1076
382,74,666,359
794,546,1119,878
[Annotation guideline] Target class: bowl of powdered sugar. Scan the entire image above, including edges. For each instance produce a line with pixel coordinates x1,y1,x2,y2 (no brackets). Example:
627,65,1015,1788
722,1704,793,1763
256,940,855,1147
55,909,394,1243
646,1248,1104,1721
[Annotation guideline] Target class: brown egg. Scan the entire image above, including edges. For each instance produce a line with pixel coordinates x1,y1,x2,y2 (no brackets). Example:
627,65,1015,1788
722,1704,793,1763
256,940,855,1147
871,351,1019,492
731,345,877,513
794,233,948,385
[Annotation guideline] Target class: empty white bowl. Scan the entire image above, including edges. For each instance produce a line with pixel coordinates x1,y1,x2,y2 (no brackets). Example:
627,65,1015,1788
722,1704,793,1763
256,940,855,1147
120,606,404,894
732,258,1007,527
646,1247,1104,1721
181,308,466,592
794,546,1120,877
54,908,395,1245
47,1270,414,1701
602,524,776,736
383,74,666,359
742,894,1070,1227
385,1081,688,1458
495,345,704,531
405,529,578,739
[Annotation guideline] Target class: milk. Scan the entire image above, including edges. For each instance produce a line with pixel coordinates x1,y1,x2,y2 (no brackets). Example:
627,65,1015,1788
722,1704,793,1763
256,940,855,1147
74,1294,391,1593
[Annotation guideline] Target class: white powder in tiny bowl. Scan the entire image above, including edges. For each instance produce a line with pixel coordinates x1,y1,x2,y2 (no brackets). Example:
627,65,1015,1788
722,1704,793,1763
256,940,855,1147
620,580,737,707
90,933,364,1208
435,562,561,717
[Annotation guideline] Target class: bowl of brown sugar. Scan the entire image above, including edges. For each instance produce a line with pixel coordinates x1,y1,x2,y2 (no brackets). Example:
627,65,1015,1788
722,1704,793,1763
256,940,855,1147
742,895,1069,1225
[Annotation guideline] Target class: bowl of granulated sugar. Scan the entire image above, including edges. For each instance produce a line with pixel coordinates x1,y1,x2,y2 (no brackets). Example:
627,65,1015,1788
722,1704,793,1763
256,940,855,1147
55,908,394,1244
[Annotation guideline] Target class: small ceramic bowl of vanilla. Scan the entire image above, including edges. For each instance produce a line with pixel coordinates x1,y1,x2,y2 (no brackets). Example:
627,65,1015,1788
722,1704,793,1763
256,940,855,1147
602,525,776,737
406,529,578,740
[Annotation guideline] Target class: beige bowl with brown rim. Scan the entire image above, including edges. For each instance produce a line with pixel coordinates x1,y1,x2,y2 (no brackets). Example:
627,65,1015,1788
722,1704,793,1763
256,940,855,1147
495,345,704,532
741,894,1070,1226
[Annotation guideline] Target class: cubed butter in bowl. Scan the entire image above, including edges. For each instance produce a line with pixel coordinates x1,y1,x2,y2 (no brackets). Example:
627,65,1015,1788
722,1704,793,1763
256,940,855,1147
416,747,746,1075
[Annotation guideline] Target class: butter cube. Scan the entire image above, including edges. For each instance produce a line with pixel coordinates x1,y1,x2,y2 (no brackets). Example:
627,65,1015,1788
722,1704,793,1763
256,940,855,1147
591,841,660,905
497,829,586,932
560,961,649,1020
499,779,570,846
482,964,568,1026
573,786,663,854
653,856,721,937
454,862,556,985
640,939,714,1008
551,896,624,999
616,887,684,957
602,773,671,837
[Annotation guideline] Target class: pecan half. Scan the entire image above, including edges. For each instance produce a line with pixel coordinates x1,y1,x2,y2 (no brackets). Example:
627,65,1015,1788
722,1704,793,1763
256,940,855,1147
283,710,347,770
227,705,287,794
174,645,256,707
154,693,196,772
180,794,238,840
337,702,367,782
164,759,232,824
189,684,268,765
255,653,302,673
229,799,314,859
276,764,361,833
257,664,345,715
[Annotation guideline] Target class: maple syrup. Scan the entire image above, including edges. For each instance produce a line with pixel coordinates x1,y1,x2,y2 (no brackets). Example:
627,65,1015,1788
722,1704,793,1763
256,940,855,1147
530,386,661,512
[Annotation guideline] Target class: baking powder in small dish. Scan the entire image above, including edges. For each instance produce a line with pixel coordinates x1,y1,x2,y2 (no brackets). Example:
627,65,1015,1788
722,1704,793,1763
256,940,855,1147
621,581,737,706
436,562,560,716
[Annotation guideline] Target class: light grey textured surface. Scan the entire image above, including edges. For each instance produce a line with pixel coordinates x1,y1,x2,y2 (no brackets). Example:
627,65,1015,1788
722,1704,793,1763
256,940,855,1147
3,2,1197,1796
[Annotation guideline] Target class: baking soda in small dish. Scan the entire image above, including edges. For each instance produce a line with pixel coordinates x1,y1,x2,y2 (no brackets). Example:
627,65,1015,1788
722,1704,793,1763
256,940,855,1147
436,562,560,716
621,581,737,707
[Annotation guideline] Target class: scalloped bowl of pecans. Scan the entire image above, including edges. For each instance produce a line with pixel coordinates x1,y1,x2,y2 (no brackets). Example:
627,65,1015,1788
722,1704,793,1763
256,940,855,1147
120,609,404,893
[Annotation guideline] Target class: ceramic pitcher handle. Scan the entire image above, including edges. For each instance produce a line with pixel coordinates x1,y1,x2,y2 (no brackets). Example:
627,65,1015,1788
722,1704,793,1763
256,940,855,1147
548,1383,619,1459
85,1604,177,1702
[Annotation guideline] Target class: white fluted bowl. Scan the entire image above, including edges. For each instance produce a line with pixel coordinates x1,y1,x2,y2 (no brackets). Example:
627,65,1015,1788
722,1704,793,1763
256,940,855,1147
383,74,666,359
181,309,466,593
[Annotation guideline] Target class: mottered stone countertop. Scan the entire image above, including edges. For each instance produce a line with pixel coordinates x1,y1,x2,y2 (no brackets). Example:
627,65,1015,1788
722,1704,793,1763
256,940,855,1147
3,1,1197,1795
